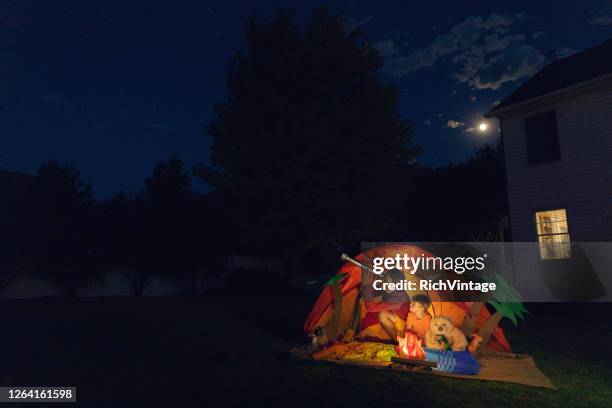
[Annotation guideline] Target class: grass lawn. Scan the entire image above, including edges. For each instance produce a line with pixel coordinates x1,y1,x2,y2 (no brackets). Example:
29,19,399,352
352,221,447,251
0,296,610,407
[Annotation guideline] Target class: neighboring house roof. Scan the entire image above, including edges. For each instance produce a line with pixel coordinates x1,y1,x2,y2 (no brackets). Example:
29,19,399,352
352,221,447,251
488,38,612,116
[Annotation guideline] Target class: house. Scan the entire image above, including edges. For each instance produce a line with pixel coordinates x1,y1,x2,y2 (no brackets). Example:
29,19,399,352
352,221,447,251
486,39,612,260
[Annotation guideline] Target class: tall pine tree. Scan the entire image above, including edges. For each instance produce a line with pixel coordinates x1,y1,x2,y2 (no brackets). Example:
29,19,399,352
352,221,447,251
197,8,419,270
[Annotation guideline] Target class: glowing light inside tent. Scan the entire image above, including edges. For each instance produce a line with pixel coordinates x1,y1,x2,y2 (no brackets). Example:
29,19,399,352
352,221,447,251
397,332,425,359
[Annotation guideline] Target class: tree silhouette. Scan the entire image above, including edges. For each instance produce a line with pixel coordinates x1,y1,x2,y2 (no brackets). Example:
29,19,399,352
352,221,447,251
142,157,200,289
102,191,149,295
0,171,33,295
100,158,206,295
197,8,419,272
145,157,192,210
406,143,508,242
23,160,101,297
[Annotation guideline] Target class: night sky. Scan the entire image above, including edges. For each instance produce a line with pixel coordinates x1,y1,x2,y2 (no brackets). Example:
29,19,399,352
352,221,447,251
2,1,611,197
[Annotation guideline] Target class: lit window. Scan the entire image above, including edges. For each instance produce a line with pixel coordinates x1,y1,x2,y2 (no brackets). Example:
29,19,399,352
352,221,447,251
535,209,571,259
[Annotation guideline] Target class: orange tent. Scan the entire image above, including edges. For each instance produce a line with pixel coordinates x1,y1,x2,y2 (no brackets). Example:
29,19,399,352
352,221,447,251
304,244,511,353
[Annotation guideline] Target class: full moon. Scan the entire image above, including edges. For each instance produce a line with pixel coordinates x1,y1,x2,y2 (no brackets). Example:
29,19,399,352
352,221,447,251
478,122,488,132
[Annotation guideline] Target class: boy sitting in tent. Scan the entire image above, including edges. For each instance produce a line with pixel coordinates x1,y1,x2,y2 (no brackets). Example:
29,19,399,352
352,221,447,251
360,268,411,340
404,294,432,340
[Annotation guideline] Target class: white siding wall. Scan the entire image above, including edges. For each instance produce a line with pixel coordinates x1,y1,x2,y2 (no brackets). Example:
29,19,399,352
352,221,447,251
502,85,612,241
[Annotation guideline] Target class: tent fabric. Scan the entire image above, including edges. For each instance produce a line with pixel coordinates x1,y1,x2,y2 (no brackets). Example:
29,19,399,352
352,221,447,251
304,244,512,353
361,302,410,328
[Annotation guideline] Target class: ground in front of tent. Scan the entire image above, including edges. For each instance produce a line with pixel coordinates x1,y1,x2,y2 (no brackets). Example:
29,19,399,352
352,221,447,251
1,296,611,407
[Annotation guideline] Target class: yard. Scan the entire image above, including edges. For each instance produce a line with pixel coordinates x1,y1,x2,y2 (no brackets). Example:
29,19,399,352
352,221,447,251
0,295,610,407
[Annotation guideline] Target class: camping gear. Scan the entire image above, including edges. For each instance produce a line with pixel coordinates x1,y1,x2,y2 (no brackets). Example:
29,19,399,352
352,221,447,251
340,253,374,273
423,349,480,375
304,244,512,352
391,356,437,368
397,332,425,359
290,345,554,389
340,254,367,335
295,245,557,388
395,331,480,374
390,349,480,375
312,341,398,363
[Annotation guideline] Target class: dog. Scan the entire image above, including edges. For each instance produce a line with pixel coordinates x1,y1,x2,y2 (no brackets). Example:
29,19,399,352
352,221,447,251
425,316,468,351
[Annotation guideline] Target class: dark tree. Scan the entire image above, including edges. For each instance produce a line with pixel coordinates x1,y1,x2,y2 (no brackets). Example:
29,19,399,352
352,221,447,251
142,157,201,290
102,191,149,295
197,8,419,272
101,158,205,295
145,157,192,209
407,142,508,242
23,160,101,297
0,171,33,295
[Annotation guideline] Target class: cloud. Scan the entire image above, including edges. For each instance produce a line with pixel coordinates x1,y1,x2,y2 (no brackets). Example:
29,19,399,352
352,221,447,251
453,39,546,90
465,127,475,133
555,47,578,59
589,6,612,26
378,13,549,90
343,15,373,32
424,119,432,126
374,39,402,57
590,16,612,26
446,120,465,128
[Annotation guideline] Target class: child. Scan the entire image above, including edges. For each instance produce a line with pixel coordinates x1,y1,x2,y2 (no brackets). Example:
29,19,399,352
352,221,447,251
374,269,411,340
404,294,432,340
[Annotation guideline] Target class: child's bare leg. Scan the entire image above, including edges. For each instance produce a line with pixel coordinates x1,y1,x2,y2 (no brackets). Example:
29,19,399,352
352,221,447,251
377,311,397,340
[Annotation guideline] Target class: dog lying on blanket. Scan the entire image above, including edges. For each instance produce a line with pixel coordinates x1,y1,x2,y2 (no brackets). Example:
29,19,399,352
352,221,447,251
425,316,468,351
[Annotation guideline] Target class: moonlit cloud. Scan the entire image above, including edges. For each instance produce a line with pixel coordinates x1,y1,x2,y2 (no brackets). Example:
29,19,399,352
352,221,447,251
343,15,374,32
376,13,553,90
453,40,546,90
446,120,465,128
590,15,612,26
589,6,612,26
374,39,402,57
555,47,578,59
